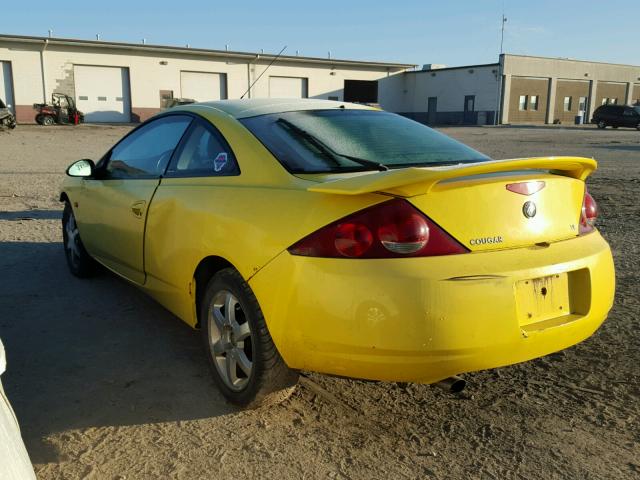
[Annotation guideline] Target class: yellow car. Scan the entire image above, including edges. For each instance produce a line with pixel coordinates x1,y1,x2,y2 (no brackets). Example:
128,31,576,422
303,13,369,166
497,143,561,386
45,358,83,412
61,99,615,407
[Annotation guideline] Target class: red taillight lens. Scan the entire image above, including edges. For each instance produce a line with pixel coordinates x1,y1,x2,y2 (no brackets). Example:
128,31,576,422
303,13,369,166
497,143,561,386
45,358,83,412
579,190,598,234
288,199,469,258
334,222,373,257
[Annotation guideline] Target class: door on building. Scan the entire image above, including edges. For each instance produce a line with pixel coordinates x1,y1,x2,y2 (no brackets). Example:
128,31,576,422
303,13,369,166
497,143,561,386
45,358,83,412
463,95,476,124
75,65,131,123
343,80,378,103
268,76,309,98
0,61,15,114
427,97,437,124
180,71,227,101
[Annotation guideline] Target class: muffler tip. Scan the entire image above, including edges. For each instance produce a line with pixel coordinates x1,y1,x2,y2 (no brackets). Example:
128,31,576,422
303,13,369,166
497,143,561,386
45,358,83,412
435,376,466,394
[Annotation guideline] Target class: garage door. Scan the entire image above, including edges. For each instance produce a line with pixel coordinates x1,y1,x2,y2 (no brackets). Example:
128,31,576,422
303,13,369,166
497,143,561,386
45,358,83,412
180,71,227,101
74,65,131,123
269,76,308,98
0,61,14,113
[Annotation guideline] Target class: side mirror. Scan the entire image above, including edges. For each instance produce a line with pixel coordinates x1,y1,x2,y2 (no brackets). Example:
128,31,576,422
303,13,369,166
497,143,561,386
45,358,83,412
66,159,95,177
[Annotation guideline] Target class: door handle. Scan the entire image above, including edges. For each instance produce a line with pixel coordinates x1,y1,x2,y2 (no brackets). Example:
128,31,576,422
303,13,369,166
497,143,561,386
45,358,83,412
131,200,146,218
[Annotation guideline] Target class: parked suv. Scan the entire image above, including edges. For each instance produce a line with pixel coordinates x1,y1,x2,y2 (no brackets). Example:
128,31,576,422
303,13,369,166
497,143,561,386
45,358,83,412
591,104,640,130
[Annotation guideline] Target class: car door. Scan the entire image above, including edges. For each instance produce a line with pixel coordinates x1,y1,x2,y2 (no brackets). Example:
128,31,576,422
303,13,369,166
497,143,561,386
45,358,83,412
79,114,192,283
143,117,241,324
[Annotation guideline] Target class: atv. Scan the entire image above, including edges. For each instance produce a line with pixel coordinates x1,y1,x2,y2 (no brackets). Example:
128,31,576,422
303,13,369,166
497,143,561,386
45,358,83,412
34,93,84,126
0,98,16,129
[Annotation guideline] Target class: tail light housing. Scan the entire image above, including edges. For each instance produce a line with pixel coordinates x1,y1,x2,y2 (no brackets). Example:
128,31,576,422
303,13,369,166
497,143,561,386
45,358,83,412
579,189,598,235
288,199,469,258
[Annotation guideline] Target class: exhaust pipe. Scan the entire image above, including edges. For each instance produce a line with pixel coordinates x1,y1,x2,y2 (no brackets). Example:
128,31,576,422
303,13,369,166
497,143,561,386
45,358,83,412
434,376,466,394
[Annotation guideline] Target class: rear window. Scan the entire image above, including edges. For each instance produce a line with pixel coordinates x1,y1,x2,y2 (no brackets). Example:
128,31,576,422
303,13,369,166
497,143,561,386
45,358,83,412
241,109,490,173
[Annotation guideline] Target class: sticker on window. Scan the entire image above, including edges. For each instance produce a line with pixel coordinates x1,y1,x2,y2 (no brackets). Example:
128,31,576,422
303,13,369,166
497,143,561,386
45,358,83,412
213,152,228,172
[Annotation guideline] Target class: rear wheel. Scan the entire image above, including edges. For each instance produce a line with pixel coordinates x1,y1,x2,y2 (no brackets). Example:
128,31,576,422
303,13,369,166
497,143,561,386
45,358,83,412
42,115,54,126
597,120,607,129
62,202,98,277
200,268,298,408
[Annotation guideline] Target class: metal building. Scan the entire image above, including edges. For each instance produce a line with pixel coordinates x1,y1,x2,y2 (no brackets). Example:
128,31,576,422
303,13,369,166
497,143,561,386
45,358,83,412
0,34,413,124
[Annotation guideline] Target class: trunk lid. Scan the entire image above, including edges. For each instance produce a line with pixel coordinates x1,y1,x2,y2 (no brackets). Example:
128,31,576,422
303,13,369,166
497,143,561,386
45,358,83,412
304,157,595,252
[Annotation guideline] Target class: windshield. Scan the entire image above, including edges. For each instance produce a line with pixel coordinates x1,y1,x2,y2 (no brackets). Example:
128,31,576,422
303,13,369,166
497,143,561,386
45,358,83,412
241,109,490,173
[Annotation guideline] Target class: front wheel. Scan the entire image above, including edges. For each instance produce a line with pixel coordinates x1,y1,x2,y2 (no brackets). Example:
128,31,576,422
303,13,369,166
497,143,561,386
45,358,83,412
201,268,298,408
42,115,55,126
62,202,98,277
597,120,606,129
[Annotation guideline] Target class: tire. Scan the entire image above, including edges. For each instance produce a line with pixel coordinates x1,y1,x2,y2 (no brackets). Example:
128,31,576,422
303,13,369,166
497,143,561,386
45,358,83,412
597,120,606,129
42,115,55,126
62,202,98,278
35,114,43,125
200,268,298,408
612,126,619,129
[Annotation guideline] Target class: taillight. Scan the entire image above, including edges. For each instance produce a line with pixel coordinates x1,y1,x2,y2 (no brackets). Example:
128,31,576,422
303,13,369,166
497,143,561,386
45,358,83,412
579,189,598,235
288,199,469,258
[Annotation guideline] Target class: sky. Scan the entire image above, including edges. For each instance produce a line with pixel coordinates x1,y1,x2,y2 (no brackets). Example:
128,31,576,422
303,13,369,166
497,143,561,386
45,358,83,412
3,1,639,67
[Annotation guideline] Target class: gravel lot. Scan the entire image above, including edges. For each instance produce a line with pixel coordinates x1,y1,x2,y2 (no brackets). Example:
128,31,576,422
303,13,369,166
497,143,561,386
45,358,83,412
0,123,638,479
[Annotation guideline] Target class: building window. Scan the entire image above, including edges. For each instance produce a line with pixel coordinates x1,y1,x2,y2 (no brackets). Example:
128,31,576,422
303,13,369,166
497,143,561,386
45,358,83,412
610,98,617,105
519,95,528,111
578,96,587,112
563,96,572,112
602,97,609,105
530,95,539,111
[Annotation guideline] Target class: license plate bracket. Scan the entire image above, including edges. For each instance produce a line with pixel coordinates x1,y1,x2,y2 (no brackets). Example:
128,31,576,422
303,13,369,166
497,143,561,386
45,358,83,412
516,273,570,326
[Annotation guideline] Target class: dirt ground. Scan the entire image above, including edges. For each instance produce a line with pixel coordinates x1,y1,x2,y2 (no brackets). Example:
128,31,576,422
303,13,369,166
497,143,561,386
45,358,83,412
0,123,638,480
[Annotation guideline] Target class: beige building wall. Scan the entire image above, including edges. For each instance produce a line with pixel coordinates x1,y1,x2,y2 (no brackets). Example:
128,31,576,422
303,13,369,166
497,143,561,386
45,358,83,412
595,82,627,106
508,77,548,123
554,80,589,124
501,55,640,124
634,84,640,104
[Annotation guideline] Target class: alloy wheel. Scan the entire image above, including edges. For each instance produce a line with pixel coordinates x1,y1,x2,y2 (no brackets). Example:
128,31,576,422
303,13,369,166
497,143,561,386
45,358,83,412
207,290,253,391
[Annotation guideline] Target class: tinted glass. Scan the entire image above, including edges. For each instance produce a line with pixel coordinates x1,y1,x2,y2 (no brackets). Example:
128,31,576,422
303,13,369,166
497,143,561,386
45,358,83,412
167,120,239,176
241,110,490,173
106,115,192,178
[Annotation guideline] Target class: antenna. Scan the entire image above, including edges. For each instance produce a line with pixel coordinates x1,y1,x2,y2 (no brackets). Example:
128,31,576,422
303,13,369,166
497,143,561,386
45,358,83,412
240,45,287,99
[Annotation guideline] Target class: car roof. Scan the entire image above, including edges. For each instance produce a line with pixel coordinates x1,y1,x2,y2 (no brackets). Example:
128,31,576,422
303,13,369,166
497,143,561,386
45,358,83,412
175,98,377,119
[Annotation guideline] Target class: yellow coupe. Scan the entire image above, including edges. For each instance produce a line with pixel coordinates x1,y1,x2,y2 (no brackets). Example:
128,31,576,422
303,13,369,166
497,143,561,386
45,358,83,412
61,99,615,407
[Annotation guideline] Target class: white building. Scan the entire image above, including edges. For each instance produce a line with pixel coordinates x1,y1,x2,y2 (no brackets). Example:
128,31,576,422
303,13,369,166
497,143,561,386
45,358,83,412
0,33,414,124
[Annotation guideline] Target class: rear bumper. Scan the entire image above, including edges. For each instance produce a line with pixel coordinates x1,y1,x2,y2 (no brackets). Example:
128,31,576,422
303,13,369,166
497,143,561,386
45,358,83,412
249,232,615,383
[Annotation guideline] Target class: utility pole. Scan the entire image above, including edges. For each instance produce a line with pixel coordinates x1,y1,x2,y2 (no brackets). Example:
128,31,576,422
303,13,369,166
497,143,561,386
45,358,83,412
500,14,507,54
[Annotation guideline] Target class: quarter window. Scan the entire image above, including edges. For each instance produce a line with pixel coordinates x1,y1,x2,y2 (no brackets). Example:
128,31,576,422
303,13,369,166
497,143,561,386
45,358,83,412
518,95,528,111
530,95,539,111
167,120,239,177
105,115,192,178
563,96,572,112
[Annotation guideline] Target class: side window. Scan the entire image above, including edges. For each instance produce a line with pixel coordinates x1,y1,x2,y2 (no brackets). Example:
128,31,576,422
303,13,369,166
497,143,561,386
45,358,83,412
166,120,240,177
105,115,192,178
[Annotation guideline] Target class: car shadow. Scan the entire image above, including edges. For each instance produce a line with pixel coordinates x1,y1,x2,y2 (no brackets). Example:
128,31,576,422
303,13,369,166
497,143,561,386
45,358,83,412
0,210,62,221
0,241,235,464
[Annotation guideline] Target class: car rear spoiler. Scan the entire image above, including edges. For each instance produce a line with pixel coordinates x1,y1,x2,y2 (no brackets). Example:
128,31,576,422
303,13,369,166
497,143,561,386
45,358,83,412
306,156,597,197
